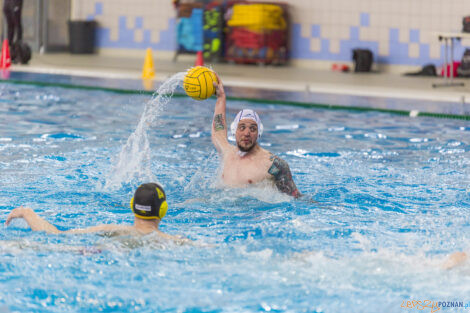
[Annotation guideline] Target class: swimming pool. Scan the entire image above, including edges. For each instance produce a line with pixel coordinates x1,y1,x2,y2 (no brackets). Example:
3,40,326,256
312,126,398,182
0,78,469,313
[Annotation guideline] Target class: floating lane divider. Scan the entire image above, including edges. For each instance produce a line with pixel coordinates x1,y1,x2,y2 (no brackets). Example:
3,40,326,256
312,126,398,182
0,78,469,121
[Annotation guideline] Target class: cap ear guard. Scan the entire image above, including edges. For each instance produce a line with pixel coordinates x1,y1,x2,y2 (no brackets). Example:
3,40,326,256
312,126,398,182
154,184,167,219
159,200,168,219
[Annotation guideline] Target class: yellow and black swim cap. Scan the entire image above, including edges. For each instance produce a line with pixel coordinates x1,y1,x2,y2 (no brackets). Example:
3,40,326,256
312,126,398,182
130,183,168,220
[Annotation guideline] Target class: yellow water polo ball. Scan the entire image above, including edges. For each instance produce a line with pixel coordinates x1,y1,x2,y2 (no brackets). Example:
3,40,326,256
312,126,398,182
183,66,218,101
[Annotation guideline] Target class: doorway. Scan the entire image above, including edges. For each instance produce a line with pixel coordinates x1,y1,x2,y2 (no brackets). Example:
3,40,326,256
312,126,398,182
2,0,71,52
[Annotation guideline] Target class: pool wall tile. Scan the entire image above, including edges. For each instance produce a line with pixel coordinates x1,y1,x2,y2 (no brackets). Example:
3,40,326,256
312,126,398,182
72,0,470,67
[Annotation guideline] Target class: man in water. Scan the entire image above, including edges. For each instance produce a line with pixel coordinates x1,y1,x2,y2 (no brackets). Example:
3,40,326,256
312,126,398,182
6,183,183,241
211,75,300,198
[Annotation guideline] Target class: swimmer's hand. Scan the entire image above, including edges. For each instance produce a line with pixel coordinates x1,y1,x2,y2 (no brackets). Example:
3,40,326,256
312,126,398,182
5,206,32,226
6,206,61,234
213,73,225,98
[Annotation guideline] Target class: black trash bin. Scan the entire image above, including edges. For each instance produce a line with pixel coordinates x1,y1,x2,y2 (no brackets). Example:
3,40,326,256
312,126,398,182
352,48,373,72
68,20,97,54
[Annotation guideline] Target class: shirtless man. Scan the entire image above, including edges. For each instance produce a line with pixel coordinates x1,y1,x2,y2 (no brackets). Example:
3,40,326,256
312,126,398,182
5,183,182,241
211,75,300,198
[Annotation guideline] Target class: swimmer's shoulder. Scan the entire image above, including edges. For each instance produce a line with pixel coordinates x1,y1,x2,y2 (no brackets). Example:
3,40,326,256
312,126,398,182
221,145,238,158
266,151,285,167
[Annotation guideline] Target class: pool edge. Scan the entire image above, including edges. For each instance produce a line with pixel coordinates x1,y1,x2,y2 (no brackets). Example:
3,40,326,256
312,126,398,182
1,76,469,121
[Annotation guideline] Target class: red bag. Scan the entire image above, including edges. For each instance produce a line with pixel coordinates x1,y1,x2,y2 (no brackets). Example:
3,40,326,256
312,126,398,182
440,61,460,77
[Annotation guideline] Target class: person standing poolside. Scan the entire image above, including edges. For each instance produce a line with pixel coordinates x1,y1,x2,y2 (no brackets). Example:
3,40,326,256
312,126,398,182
211,75,300,198
5,183,183,241
3,0,23,45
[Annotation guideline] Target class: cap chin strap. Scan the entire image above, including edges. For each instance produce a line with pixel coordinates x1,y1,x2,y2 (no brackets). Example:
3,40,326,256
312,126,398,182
237,150,248,157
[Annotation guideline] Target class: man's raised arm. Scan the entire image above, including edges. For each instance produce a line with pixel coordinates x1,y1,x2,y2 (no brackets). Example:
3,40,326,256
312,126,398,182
211,74,231,153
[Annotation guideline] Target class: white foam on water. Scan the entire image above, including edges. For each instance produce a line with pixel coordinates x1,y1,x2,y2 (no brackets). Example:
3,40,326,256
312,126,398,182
104,72,185,189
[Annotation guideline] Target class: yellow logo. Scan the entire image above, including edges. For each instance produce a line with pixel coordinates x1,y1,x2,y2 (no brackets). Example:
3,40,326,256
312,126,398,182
401,300,440,313
156,188,164,199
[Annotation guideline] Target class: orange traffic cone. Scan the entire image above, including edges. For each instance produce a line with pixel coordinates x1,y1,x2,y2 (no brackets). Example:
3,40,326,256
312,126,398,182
195,51,204,66
0,40,11,69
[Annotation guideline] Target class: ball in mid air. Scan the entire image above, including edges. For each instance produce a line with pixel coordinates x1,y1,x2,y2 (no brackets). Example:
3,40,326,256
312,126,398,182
183,66,218,100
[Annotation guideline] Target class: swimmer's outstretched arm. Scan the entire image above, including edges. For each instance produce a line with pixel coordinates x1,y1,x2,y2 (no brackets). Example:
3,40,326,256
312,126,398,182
6,206,61,234
6,206,129,235
211,73,231,153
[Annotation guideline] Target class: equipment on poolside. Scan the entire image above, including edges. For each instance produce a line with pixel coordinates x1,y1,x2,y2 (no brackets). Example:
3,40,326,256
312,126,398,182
458,49,470,77
183,66,218,100
195,51,204,66
352,48,373,72
130,183,168,220
11,41,31,65
0,39,11,69
230,109,264,138
463,16,470,33
142,48,156,80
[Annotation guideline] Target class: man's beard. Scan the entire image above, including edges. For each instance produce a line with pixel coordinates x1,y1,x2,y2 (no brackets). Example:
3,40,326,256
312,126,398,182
237,140,256,152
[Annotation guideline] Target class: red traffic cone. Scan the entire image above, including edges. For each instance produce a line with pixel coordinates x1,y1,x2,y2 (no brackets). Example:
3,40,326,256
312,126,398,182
0,40,11,69
195,51,204,66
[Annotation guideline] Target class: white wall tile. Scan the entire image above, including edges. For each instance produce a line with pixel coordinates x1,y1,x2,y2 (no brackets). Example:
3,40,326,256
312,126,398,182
399,28,409,43
379,40,389,56
408,42,420,58
301,23,311,38
134,29,144,43
330,39,340,53
310,38,322,52
151,31,160,44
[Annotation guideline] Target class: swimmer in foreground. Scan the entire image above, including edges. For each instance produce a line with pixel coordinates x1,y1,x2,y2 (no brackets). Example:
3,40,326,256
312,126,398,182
6,183,185,242
211,74,301,198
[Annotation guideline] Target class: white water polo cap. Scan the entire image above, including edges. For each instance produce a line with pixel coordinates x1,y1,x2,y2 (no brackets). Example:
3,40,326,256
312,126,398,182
230,109,264,138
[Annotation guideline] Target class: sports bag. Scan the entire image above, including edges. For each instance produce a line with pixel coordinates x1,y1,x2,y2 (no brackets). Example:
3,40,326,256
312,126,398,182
11,41,32,65
463,16,470,32
458,48,470,77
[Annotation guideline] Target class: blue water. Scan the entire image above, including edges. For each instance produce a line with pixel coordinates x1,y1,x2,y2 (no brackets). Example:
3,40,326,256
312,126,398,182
0,81,469,313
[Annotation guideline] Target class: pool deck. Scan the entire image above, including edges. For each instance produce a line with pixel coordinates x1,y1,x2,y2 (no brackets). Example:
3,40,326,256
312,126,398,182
5,52,470,118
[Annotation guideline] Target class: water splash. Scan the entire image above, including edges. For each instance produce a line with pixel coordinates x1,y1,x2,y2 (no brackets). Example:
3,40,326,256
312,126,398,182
104,72,185,189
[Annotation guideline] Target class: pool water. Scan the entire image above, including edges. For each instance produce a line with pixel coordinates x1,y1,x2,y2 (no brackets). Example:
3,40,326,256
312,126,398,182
0,81,469,313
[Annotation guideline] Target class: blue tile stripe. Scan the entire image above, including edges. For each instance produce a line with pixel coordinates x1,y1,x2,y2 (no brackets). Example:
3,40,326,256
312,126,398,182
290,17,468,66
83,3,467,66
97,17,176,50
360,13,370,27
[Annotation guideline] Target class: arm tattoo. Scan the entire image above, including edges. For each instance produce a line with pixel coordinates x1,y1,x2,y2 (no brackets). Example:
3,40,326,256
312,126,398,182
213,114,225,131
268,154,301,198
